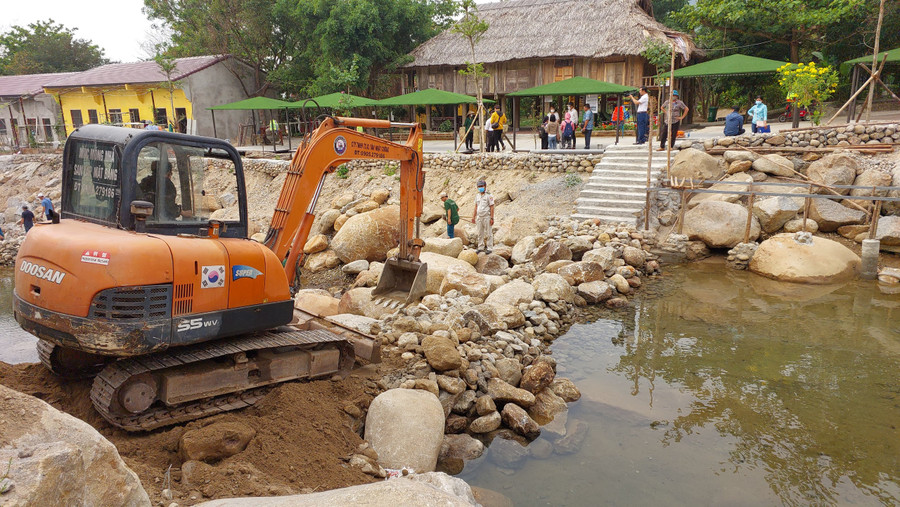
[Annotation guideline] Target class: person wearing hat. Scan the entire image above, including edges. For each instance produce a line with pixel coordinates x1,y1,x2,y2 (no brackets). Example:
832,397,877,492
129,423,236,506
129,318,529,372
659,90,688,151
440,191,460,239
38,192,55,221
471,180,494,253
19,205,35,233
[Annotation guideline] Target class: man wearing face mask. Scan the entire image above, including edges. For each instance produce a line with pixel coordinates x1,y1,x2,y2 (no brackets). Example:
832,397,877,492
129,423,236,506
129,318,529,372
471,179,494,253
747,96,767,134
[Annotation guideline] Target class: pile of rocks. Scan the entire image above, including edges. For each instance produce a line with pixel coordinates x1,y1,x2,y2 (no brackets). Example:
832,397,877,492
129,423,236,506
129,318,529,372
0,154,62,266
333,217,661,473
687,123,900,150
346,152,601,174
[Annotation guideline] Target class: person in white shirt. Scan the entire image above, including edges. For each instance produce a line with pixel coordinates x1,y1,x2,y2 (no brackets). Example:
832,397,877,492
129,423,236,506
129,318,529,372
628,87,650,144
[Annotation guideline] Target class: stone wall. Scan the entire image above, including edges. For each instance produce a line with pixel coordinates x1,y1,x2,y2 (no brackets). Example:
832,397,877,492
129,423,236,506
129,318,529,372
687,123,900,151
346,152,600,174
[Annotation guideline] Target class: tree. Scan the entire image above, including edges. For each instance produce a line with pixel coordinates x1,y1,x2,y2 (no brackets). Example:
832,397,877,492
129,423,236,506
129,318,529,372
152,44,179,130
452,0,489,153
0,20,107,75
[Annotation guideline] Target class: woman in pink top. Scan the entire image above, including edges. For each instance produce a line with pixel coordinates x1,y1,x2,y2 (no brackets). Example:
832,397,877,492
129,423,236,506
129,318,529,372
561,112,576,149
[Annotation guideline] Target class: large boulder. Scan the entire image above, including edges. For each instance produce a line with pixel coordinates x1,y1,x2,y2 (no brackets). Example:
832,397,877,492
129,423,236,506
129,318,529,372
683,201,760,248
581,247,617,270
180,422,256,462
303,234,328,254
487,378,536,407
751,154,794,177
687,173,753,209
494,216,549,246
419,252,477,294
670,148,722,182
752,196,801,233
557,261,606,284
485,280,535,307
845,169,893,210
476,303,526,331
311,209,341,236
875,215,900,247
531,273,575,303
577,281,613,303
519,360,556,394
808,198,866,232
424,237,464,258
294,289,341,317
0,384,150,506
749,233,860,284
531,240,572,270
807,154,858,195
422,335,463,371
510,236,537,265
723,150,758,163
365,389,446,473
330,205,400,263
501,404,541,440
440,266,492,299
475,253,509,275
303,249,340,273
338,287,397,319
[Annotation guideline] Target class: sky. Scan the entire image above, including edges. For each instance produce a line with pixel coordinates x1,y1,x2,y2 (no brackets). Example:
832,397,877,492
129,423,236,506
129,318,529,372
4,0,156,63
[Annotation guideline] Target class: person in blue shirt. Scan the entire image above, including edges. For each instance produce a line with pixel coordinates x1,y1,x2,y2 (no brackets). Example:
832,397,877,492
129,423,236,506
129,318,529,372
747,96,768,134
0,224,4,240
581,104,594,149
19,205,35,233
723,106,746,136
38,192,54,220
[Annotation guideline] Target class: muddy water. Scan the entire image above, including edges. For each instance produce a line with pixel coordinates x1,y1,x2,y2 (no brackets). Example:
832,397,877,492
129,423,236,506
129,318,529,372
0,267,38,364
463,261,900,506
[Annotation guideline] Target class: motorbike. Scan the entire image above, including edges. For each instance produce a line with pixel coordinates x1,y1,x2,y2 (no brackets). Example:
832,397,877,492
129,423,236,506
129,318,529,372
778,102,810,123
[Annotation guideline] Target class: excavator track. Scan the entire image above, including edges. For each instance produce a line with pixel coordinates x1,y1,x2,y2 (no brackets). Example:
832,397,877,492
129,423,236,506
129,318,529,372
37,339,111,379
90,329,354,432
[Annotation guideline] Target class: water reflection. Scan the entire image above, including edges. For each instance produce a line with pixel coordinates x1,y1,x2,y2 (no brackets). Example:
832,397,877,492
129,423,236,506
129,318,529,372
0,267,38,363
464,261,899,506
611,262,900,505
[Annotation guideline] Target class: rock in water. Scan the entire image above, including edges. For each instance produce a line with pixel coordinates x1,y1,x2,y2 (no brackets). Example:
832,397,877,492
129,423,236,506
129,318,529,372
531,273,575,303
683,201,760,248
365,389,446,473
0,384,150,506
501,404,541,439
749,233,861,284
519,360,556,394
180,422,256,462
330,205,400,263
487,378,536,407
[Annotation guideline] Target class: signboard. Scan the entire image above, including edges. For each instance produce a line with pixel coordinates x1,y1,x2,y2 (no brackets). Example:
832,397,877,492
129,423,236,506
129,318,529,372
586,94,599,113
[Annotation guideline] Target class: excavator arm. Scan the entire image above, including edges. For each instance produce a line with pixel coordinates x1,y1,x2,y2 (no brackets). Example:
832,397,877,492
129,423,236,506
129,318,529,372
263,117,425,293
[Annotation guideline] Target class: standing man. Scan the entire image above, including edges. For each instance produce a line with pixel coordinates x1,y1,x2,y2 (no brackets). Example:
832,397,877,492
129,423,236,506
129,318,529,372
464,110,475,152
440,191,459,239
628,87,650,144
494,104,508,151
471,179,494,254
19,205,35,233
38,192,54,221
659,90,688,151
747,96,767,134
581,104,594,149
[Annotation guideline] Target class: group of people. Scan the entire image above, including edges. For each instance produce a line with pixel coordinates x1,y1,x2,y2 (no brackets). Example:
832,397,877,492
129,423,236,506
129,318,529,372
14,193,54,235
626,87,690,151
724,96,769,136
539,102,595,150
438,179,494,253
463,104,508,152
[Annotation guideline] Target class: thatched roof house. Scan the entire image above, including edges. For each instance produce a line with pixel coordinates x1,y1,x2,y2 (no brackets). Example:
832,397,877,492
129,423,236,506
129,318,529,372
404,0,696,97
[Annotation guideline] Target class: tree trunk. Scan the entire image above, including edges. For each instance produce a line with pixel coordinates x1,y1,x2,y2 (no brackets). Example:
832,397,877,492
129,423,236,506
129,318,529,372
791,38,800,128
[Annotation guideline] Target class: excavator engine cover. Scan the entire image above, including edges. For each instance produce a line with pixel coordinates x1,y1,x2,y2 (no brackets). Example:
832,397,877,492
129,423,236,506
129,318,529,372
373,258,427,305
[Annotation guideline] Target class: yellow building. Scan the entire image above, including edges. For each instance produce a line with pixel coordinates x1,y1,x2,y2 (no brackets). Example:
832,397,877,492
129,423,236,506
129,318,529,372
44,55,262,138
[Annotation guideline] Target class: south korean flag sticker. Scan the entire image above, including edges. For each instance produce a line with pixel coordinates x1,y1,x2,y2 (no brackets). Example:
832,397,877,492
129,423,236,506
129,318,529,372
201,265,226,289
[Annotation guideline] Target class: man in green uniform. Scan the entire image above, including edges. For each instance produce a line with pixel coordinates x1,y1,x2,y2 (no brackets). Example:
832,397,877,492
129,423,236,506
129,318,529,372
440,191,460,239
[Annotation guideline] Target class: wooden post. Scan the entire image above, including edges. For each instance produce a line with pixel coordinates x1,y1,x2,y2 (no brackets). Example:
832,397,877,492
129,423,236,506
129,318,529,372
453,103,458,151
743,191,756,243
676,188,687,235
801,184,812,232
864,0,887,123
847,65,860,123
211,110,217,138
868,199,883,239
513,96,519,151
665,44,676,174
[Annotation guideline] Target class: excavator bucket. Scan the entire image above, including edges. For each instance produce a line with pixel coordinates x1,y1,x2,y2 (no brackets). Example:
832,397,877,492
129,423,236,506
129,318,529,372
373,258,428,306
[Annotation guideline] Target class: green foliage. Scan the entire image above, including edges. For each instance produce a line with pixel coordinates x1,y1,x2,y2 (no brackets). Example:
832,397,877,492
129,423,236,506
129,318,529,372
776,62,838,124
641,38,673,84
565,172,582,187
383,163,398,176
438,120,454,132
0,458,12,494
0,20,107,75
336,164,349,179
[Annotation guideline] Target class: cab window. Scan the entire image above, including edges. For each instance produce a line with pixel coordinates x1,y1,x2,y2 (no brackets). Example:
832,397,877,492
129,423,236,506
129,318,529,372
63,139,120,224
135,143,237,225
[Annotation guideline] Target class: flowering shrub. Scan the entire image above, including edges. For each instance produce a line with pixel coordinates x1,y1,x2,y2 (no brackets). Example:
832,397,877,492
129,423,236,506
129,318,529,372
597,121,636,131
776,62,838,124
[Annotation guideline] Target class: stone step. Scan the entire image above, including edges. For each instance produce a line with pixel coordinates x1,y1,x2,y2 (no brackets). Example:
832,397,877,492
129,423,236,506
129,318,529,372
588,177,654,186
571,213,638,223
583,183,654,192
579,189,648,199
576,199,646,209
595,161,667,169
576,204,644,215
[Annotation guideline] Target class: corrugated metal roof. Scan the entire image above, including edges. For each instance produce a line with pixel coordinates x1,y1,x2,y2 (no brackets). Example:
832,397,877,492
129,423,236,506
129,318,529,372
44,55,231,88
0,72,79,98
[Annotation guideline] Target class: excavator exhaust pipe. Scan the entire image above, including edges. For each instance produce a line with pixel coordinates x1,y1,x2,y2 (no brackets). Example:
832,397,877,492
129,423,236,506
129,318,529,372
373,258,427,307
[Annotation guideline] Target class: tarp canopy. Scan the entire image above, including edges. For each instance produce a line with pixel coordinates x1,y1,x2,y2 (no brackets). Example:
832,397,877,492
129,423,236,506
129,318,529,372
376,88,493,106
842,47,900,69
660,54,788,78
507,76,633,97
294,92,379,109
208,96,294,110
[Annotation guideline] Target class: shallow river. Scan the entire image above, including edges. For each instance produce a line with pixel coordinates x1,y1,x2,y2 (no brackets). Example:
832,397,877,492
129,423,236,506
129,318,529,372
462,261,900,506
1,262,899,505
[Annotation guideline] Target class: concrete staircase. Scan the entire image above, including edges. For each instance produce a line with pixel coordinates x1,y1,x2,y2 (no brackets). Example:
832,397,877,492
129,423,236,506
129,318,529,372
573,143,668,223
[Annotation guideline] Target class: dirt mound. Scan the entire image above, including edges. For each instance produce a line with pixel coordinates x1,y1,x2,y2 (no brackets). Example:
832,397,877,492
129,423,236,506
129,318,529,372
0,361,386,505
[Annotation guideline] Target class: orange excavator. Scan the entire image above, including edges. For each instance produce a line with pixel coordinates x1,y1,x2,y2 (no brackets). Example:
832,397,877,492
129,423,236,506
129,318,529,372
13,116,427,431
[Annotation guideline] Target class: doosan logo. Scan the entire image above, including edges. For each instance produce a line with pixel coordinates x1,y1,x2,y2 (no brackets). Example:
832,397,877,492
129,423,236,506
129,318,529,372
20,260,66,284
